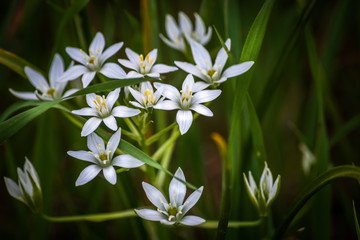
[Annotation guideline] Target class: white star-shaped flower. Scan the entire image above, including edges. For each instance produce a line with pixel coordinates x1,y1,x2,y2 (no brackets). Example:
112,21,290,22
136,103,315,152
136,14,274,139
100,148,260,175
118,48,177,79
154,74,220,135
135,167,205,226
72,88,140,136
175,38,254,85
160,12,212,52
59,32,126,87
9,54,78,100
128,81,164,110
68,129,144,186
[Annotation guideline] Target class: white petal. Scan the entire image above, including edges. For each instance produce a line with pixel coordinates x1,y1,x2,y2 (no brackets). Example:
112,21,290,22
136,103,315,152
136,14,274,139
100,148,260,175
49,54,65,86
267,175,281,204
100,63,126,79
82,71,96,88
176,110,193,135
182,74,195,90
118,59,138,71
179,12,193,35
189,39,212,70
169,167,186,207
63,89,79,98
174,61,207,81
214,39,231,74
221,61,254,79
190,104,213,116
244,172,256,200
66,47,87,65
182,186,203,215
147,49,158,65
129,87,143,103
87,131,105,154
180,215,205,226
126,71,144,78
103,166,117,185
72,107,98,116
75,164,102,186
135,209,167,221
165,14,181,41
103,115,118,131
192,89,221,104
99,42,123,64
107,128,121,155
160,219,176,225
9,89,37,100
105,88,120,110
58,65,87,82
112,106,140,118
129,101,144,109
146,72,160,78
89,32,105,55
125,48,140,66
86,93,98,108
112,155,144,168
154,100,179,110
200,27,212,45
159,34,185,52
151,64,178,74
153,82,179,102
194,13,205,38
67,150,97,164
81,117,102,137
24,67,49,93
4,177,23,200
142,182,168,210
193,81,210,92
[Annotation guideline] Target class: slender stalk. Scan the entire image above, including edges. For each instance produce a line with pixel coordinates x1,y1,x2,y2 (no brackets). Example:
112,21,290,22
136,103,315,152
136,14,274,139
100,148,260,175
199,219,261,229
146,122,177,145
41,210,136,222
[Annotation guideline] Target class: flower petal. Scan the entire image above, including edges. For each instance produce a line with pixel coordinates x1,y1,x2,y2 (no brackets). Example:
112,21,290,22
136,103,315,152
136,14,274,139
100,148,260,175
118,59,138,71
82,71,96,88
127,71,144,78
86,93,98,108
194,13,205,38
63,89,79,98
142,182,168,210
99,42,123,64
153,82,179,102
182,74,195,90
100,63,126,79
89,32,105,55
146,72,160,78
159,34,185,52
221,61,254,79
72,107,98,116
103,166,117,185
9,89,37,100
125,48,140,67
169,167,186,207
87,131,105,154
192,89,221,104
107,128,121,155
180,215,205,226
66,47,87,65
182,186,203,215
103,115,118,131
49,54,65,86
129,87,144,103
151,64,178,74
24,67,49,93
129,101,144,109
105,88,120,110
112,155,144,168
174,61,207,81
135,209,167,221
190,104,213,116
160,219,176,225
267,175,281,205
179,12,193,35
75,164,102,186
176,110,193,135
200,27,212,45
68,150,98,164
147,48,158,65
81,117,102,137
112,106,140,118
153,100,179,110
58,65,88,83
189,39,212,70
214,39,231,74
165,14,181,41
4,177,23,201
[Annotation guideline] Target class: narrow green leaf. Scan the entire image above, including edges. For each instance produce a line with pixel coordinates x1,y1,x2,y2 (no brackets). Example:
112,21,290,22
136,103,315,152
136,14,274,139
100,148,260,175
353,202,360,240
0,48,42,78
272,165,360,239
330,113,360,146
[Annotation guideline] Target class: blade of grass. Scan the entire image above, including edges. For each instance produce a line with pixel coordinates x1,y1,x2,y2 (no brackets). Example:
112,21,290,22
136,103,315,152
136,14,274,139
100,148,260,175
353,202,360,240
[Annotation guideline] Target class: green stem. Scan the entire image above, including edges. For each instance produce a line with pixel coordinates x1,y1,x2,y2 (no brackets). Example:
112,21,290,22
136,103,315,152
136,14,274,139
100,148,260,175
41,210,136,222
152,129,180,161
200,219,261,229
145,122,177,145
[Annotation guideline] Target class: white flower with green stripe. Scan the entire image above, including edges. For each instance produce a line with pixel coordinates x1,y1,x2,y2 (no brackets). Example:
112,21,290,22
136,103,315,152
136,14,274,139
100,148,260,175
135,167,205,226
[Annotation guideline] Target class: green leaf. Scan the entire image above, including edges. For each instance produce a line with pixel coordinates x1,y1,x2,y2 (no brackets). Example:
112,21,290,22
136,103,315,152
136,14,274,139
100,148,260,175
0,99,62,144
353,202,360,240
272,165,360,239
0,48,42,78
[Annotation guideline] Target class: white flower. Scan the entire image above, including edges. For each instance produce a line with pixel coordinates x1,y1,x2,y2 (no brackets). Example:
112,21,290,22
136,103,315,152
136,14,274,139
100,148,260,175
243,162,281,216
154,74,221,135
128,81,164,110
68,129,144,186
72,88,140,136
118,48,177,79
135,167,205,226
160,12,212,52
9,54,78,100
4,157,42,212
59,32,126,87
175,38,254,85
299,143,316,176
